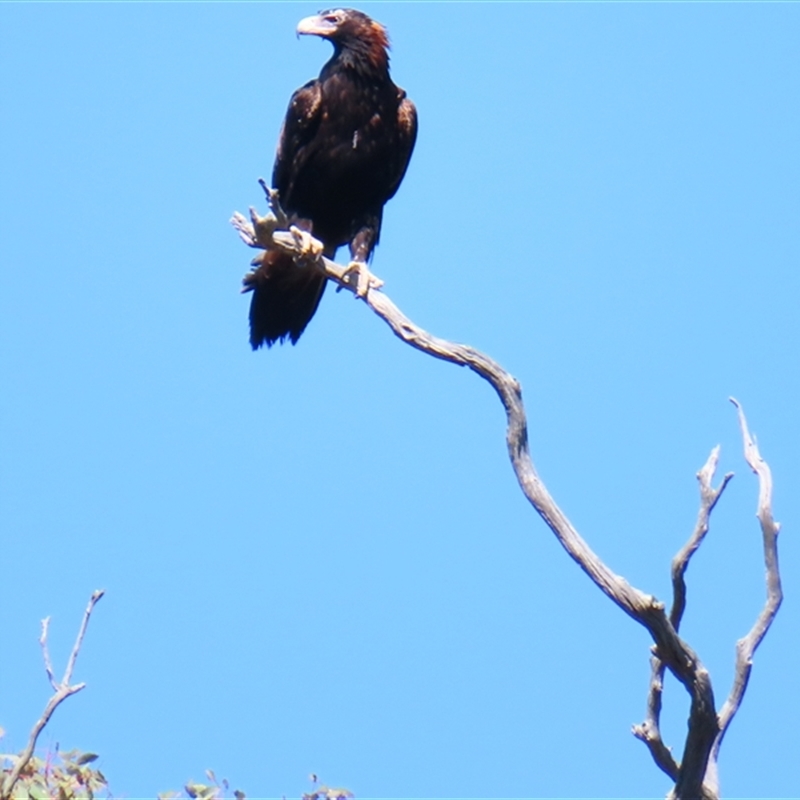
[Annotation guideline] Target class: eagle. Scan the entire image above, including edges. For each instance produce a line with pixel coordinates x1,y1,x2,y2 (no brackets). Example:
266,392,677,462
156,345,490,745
244,8,418,349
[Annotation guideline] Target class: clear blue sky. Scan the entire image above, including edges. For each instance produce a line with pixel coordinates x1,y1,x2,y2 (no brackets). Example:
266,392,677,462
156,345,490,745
1,3,798,798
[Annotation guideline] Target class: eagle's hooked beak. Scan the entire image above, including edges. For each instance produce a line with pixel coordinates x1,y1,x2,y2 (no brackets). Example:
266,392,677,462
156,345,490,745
296,14,337,39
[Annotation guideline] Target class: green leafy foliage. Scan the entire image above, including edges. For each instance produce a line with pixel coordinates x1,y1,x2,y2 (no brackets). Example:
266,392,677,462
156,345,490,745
302,775,353,800
0,749,108,800
159,768,245,800
301,788,354,800
2,742,348,800
158,771,352,800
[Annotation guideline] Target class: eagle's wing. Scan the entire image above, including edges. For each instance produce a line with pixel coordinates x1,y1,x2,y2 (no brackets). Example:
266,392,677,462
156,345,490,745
272,80,323,203
385,91,418,202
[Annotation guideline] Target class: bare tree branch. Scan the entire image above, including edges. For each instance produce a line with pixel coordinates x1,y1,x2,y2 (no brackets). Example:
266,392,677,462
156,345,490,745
632,649,679,781
632,447,733,783
232,203,720,795
231,200,782,799
39,617,58,692
672,448,734,632
708,400,783,769
1,590,104,800
63,589,103,686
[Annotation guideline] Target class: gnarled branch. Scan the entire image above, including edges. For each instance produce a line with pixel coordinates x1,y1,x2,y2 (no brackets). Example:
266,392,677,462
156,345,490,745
231,193,782,799
708,400,783,771
672,448,735,632
633,447,733,787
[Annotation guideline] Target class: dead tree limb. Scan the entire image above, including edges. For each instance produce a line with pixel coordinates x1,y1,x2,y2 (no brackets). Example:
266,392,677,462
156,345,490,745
1,590,104,800
702,400,783,790
231,193,782,799
632,448,733,786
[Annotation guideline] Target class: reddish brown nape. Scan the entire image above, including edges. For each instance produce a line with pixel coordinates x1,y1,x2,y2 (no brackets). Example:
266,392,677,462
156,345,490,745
369,20,390,50
364,19,390,70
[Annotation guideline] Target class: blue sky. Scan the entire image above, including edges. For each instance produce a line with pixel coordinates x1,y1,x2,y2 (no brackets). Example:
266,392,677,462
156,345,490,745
1,3,798,798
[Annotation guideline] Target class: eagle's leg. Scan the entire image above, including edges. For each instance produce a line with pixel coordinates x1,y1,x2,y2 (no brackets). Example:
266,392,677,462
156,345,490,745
342,226,384,297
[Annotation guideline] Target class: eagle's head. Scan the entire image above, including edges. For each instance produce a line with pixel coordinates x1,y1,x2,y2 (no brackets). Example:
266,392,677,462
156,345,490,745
297,8,390,70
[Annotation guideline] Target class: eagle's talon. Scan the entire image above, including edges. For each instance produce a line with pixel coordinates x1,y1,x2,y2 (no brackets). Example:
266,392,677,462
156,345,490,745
289,226,324,259
342,260,382,297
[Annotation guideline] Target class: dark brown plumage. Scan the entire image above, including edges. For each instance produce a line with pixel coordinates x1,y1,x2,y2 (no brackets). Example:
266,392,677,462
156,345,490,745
244,8,418,348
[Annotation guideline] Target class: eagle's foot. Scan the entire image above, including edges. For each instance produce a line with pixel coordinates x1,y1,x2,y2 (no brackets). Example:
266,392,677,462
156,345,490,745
289,225,324,260
342,260,384,297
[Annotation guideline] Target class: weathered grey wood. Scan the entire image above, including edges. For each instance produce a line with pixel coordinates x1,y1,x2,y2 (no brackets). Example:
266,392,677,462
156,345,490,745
231,196,782,799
